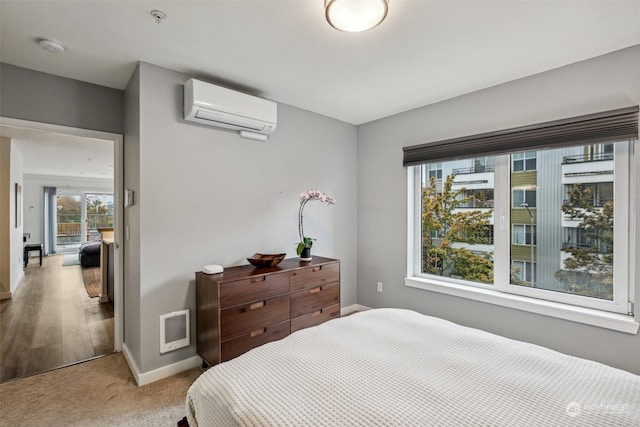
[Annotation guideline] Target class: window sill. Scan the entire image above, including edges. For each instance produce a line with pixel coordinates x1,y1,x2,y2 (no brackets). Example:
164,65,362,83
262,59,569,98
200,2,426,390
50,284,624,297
405,276,639,335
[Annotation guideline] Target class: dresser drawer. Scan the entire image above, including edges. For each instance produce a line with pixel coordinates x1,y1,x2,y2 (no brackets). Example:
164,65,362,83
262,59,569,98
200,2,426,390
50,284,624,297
220,295,290,341
290,282,340,318
291,304,340,333
219,272,289,308
290,262,339,292
221,320,290,362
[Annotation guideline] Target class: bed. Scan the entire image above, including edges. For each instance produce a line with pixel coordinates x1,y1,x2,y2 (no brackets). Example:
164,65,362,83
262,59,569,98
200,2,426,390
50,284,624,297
186,308,640,426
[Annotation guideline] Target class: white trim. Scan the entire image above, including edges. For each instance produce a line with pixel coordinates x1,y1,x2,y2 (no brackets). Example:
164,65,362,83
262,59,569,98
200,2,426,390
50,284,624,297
121,344,140,383
113,132,124,352
409,142,635,316
1,117,121,141
405,276,638,334
1,116,124,351
122,343,201,386
0,291,12,300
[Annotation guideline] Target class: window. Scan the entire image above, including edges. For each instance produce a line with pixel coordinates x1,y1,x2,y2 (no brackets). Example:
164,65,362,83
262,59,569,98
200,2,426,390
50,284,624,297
424,163,442,180
419,158,495,285
473,157,495,173
408,140,633,317
587,143,614,161
512,188,536,208
512,260,536,283
565,183,613,207
512,152,537,172
512,224,536,246
458,189,494,208
86,193,114,241
404,107,638,332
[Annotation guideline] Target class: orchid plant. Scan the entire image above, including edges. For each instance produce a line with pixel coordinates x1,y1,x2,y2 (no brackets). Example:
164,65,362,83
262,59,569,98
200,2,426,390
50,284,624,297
297,189,336,255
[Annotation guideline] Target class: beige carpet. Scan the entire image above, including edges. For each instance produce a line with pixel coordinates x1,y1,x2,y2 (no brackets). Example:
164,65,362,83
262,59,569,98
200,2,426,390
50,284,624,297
0,352,202,426
82,267,102,297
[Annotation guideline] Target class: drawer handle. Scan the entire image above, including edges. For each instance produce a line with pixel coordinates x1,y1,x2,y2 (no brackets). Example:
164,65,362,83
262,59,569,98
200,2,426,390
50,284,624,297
251,327,267,337
251,276,266,283
312,265,323,272
310,286,322,294
311,309,323,317
249,301,265,310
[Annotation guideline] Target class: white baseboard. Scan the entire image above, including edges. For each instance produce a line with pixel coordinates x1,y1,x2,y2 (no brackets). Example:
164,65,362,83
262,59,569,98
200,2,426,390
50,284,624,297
341,304,371,316
122,343,202,386
119,305,371,386
0,291,12,300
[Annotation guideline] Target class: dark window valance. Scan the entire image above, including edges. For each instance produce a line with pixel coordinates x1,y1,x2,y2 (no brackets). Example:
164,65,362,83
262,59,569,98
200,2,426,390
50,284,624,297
403,106,639,167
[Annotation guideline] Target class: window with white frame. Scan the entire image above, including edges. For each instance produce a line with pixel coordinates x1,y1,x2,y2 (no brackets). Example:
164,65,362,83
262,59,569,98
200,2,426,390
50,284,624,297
512,152,537,172
425,162,442,180
409,142,632,313
403,107,638,322
512,224,536,246
512,188,536,208
512,260,536,283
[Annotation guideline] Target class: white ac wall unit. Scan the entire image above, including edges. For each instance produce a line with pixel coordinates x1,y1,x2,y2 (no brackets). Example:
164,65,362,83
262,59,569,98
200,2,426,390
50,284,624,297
184,78,277,141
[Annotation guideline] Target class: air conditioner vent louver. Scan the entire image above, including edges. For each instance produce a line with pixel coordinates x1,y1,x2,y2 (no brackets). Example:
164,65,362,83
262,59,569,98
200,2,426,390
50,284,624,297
194,110,266,132
184,79,277,139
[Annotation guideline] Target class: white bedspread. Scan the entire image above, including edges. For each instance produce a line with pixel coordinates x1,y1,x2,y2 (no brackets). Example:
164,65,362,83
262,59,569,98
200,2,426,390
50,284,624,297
186,308,640,426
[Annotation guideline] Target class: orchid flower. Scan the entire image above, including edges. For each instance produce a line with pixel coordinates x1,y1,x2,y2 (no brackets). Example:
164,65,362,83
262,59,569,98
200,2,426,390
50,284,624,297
297,189,335,255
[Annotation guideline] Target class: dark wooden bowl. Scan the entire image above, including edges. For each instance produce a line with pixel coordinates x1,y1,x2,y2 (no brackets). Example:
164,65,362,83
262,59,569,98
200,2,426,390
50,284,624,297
247,253,286,268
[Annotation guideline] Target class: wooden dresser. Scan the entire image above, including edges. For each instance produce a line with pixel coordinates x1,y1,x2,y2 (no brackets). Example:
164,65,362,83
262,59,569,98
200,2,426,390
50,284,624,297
195,256,340,366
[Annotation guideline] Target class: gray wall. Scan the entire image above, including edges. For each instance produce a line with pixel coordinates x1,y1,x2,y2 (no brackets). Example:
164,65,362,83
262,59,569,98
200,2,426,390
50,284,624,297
4,45,639,378
0,63,124,134
357,45,640,374
125,62,358,373
123,65,142,364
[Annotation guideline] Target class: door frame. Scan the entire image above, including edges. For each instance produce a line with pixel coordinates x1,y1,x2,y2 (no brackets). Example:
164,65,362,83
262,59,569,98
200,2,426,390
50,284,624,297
0,116,124,352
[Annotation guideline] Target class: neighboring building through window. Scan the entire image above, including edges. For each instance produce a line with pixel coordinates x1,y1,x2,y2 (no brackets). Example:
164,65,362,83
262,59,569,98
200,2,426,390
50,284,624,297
425,162,442,180
411,141,632,313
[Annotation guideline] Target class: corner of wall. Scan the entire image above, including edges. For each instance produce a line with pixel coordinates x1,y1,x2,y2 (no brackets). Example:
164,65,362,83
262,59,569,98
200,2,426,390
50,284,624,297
122,343,201,386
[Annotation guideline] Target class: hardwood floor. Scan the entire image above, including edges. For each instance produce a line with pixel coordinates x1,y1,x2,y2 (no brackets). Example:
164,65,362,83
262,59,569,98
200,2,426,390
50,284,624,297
0,254,114,383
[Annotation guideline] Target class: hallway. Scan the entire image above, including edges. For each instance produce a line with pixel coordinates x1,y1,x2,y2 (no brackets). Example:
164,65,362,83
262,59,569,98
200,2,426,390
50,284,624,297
0,254,114,382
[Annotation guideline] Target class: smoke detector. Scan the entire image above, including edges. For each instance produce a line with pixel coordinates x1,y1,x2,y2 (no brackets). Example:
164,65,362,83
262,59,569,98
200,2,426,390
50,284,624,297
37,38,65,54
151,10,166,24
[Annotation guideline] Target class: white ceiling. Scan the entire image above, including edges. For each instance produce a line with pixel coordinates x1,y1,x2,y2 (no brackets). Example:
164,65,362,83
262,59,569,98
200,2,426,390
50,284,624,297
1,1,639,177
1,125,114,179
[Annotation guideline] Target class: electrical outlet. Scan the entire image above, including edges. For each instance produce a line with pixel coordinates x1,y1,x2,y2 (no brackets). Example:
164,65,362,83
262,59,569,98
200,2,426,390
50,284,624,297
377,282,383,292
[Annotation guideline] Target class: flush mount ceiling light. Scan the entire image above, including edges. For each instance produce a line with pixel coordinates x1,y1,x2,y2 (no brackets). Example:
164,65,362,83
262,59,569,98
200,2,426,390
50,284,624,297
36,37,65,54
325,0,389,32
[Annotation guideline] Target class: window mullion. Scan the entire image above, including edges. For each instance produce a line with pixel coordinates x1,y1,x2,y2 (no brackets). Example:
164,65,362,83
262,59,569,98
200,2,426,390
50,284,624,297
493,154,510,291
612,141,630,310
409,166,422,278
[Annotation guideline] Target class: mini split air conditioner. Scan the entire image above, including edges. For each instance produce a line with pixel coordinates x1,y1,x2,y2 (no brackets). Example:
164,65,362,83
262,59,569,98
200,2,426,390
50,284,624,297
184,79,277,141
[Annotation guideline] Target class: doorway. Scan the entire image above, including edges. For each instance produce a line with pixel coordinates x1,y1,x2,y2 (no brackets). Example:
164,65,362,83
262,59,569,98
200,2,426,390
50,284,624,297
0,117,123,382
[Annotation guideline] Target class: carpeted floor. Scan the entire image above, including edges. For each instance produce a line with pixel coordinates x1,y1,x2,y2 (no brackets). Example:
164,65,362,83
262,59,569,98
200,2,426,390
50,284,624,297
83,266,102,297
0,352,202,426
